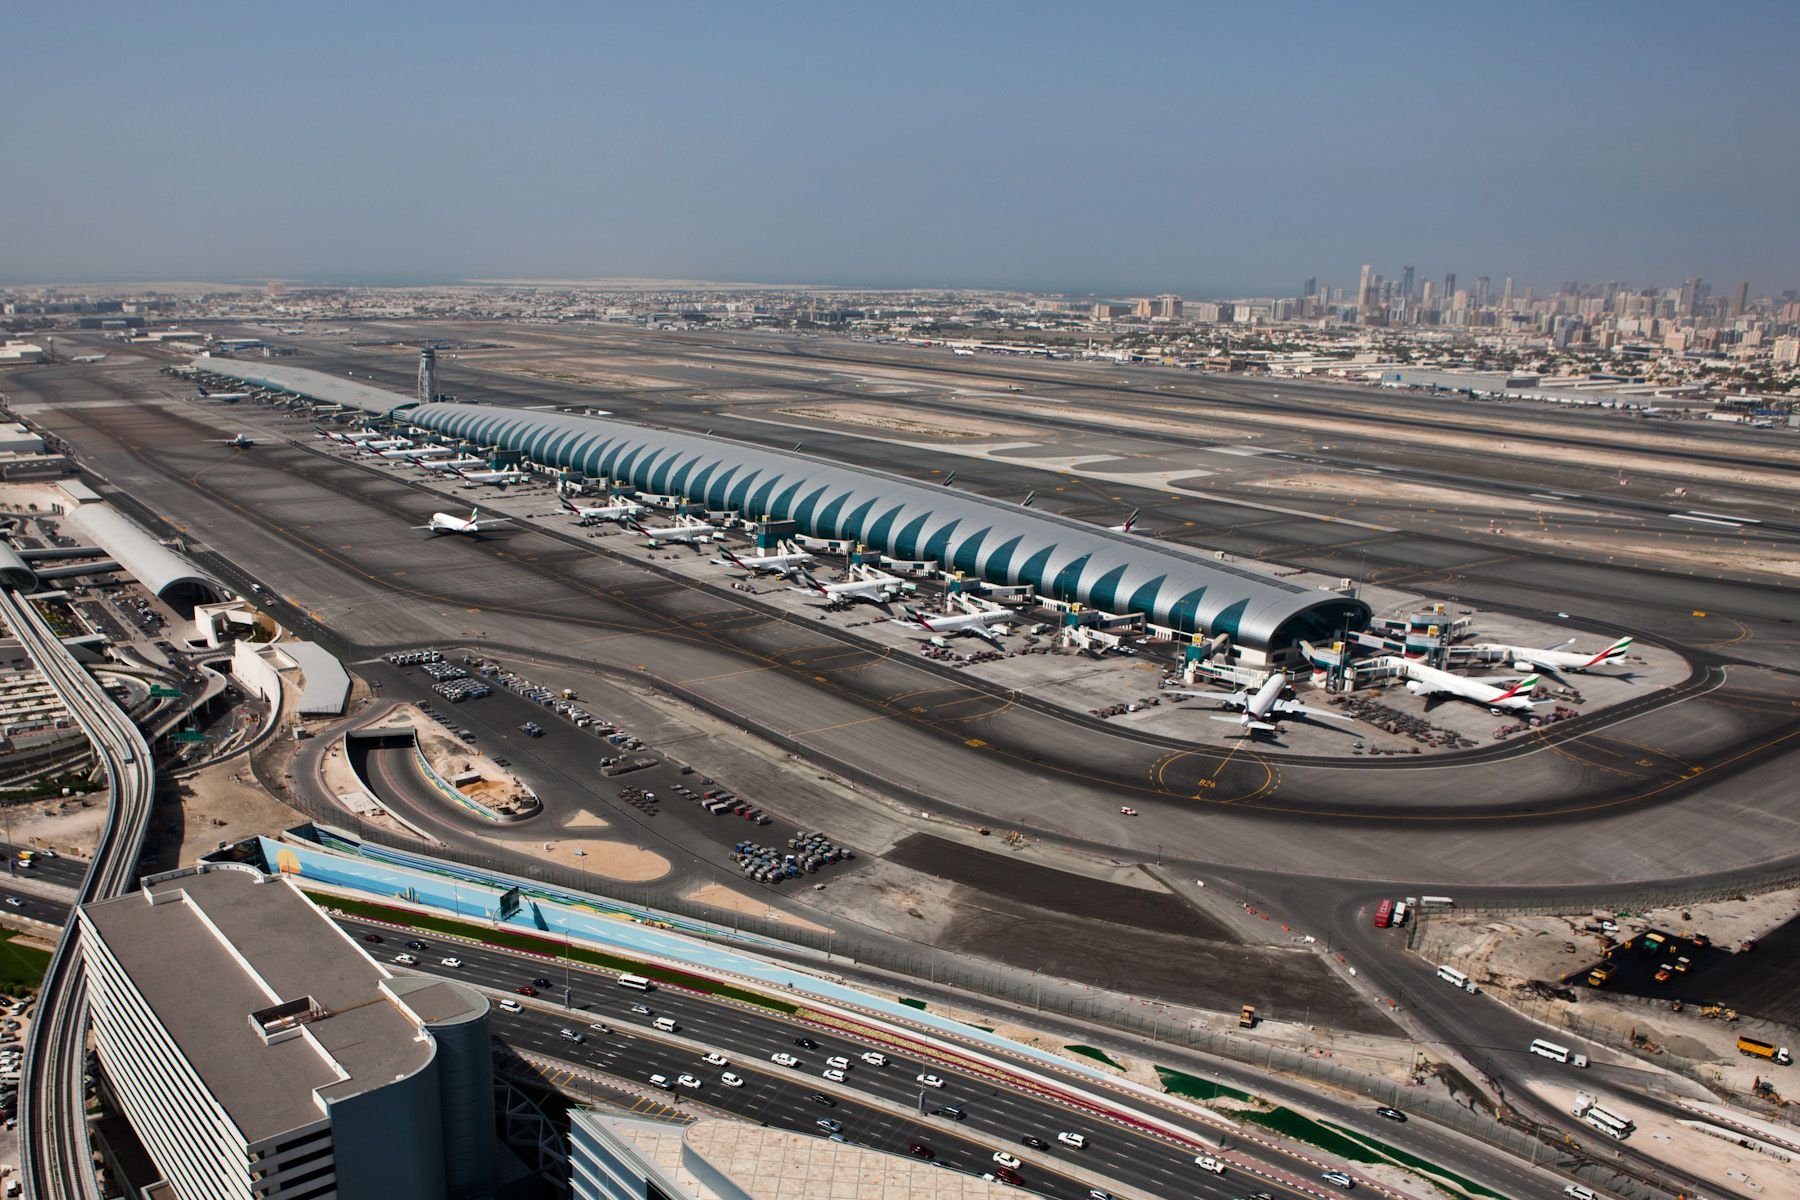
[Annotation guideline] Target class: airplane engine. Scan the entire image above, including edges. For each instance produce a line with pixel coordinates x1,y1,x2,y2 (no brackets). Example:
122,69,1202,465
1513,659,1535,671
1405,680,1425,694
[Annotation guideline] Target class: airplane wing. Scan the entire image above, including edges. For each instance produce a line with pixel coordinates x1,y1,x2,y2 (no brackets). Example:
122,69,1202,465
1169,689,1246,709
1210,715,1275,733
1273,700,1348,720
469,518,515,531
968,624,1007,645
1539,638,1576,653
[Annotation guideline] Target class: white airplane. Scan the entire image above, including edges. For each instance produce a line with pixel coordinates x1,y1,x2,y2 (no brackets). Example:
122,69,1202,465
1109,508,1140,533
563,495,646,522
453,465,528,486
791,568,899,609
412,507,514,537
1172,670,1344,735
381,445,457,461
318,428,384,444
199,389,250,404
715,547,813,576
417,456,487,472
625,516,718,547
1401,661,1550,715
1492,635,1632,674
71,353,108,364
220,434,256,449
895,604,1013,644
375,444,423,459
356,438,409,452
951,347,975,356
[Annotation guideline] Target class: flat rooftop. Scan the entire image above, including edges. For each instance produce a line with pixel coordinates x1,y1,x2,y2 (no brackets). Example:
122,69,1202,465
81,864,451,1144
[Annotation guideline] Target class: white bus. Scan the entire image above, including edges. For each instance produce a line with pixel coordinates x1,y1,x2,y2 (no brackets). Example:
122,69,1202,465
1530,1039,1590,1067
617,973,655,991
1582,1107,1633,1140
1436,965,1474,991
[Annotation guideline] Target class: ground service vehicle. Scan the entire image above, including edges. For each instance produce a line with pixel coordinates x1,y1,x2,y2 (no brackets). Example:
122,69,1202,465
1737,1036,1793,1064
1373,899,1394,928
1529,1039,1590,1067
1239,1004,1258,1028
1586,962,1616,987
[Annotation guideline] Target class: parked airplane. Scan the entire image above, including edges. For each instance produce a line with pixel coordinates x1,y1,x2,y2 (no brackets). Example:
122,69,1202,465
715,547,813,576
412,508,513,536
380,445,456,461
791,568,899,609
452,465,528,486
1401,661,1549,715
951,347,975,356
198,388,250,403
375,444,424,459
417,456,487,472
220,434,256,449
1492,636,1632,674
563,495,646,522
625,517,718,547
895,604,1012,644
1173,670,1344,735
317,428,384,444
356,438,409,452
71,353,108,364
1109,508,1140,533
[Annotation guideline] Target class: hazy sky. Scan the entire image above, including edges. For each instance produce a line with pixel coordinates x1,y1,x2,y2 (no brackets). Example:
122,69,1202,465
5,2,1797,296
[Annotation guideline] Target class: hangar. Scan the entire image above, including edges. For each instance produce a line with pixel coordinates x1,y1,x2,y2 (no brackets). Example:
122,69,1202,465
194,359,1370,657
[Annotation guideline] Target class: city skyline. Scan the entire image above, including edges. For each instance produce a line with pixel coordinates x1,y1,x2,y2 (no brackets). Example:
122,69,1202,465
3,3,1798,293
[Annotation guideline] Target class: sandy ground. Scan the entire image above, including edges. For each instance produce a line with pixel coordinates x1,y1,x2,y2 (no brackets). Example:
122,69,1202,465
487,831,670,883
1246,472,1595,518
163,763,307,868
1482,523,1800,579
2,793,109,859
776,403,1043,442
680,881,831,934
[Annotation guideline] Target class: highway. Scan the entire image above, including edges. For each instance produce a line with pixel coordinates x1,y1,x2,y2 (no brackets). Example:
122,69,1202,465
3,588,157,1200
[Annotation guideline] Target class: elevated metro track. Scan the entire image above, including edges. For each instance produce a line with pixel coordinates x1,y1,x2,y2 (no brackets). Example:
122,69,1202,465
5,589,156,1200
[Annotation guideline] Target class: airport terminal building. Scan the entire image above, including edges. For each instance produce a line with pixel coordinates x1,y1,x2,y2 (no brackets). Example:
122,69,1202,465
195,359,1369,659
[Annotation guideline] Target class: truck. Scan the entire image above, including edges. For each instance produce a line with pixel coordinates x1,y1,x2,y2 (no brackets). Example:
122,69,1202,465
1737,1036,1793,1065
1239,1004,1258,1029
1586,962,1616,988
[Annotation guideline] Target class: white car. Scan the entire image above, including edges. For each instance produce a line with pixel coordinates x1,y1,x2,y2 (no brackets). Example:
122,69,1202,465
915,1073,944,1088
3,898,22,909
822,1068,847,1083
860,1051,888,1066
440,957,463,968
393,954,417,965
771,1052,800,1067
1321,1171,1355,1190
993,1152,1022,1170
1057,1132,1087,1148
701,1052,729,1067
649,1074,672,1089
826,1055,851,1070
677,1074,703,1090
497,998,523,1013
720,1072,744,1088
1194,1155,1226,1174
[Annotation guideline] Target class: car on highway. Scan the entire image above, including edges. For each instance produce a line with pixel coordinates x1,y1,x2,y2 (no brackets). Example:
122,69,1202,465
440,957,463,968
517,985,538,997
393,953,416,965
806,1092,836,1107
825,1055,851,1070
720,1072,743,1088
629,1004,653,1015
822,1068,847,1083
497,999,523,1013
701,1052,729,1066
815,1118,842,1134
1020,1135,1049,1150
532,977,551,987
361,933,382,943
1086,1191,1114,1200
995,1166,1022,1185
1321,1171,1356,1189
931,1105,964,1120
794,1036,819,1049
406,939,428,950
1058,1132,1087,1149
677,1074,702,1089
915,1073,944,1088
771,1052,800,1067
860,1051,888,1066
588,1022,610,1034
992,1152,1022,1170
649,1074,672,1089
906,1141,934,1160
2,898,21,909
558,1029,584,1043
1375,1106,1407,1123
1194,1155,1226,1174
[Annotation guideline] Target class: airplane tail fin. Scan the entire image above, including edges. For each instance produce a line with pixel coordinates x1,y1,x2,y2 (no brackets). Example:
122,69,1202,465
1021,490,1035,508
1120,508,1139,532
1492,674,1539,702
942,471,957,487
1587,636,1633,666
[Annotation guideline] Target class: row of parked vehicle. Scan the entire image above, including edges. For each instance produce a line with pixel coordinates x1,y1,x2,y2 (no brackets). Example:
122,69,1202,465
433,678,492,702
385,649,445,666
422,661,468,681
671,782,770,824
415,701,479,744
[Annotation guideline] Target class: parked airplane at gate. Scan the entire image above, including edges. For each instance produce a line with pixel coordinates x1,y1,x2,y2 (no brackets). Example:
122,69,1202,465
197,387,250,404
417,456,487,472
412,508,514,536
1491,636,1632,674
356,438,409,452
1399,660,1549,715
894,604,1013,644
563,495,646,523
716,548,813,577
791,568,899,609
453,465,528,486
1172,670,1344,735
625,517,719,547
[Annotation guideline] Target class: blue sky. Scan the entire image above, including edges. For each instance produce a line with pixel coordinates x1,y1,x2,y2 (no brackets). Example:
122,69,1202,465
3,2,1796,296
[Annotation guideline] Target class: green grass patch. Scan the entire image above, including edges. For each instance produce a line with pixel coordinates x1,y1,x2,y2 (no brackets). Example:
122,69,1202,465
1322,1121,1512,1200
1155,1064,1250,1101
898,997,928,1010
1065,1044,1125,1071
1238,1106,1381,1160
305,892,796,1015
0,933,51,992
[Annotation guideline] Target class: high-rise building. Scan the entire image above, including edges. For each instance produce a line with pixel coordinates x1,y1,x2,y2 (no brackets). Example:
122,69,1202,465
1357,263,1374,314
1442,273,1456,301
1399,266,1415,301
80,863,498,1200
1420,280,1437,309
1474,277,1490,309
1731,280,1749,318
1134,297,1155,319
1680,276,1700,317
1303,276,1318,300
1501,277,1514,312
1153,294,1183,319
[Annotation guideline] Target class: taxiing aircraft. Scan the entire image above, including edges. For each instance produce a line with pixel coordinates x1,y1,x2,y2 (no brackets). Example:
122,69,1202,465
1492,636,1632,674
412,508,514,537
895,604,1012,644
1400,661,1549,715
625,517,718,547
791,568,899,609
71,354,108,364
563,496,646,523
715,547,813,577
1172,670,1345,735
220,434,256,449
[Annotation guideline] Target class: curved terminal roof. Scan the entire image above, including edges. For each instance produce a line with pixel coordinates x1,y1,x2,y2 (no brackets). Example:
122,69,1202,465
63,504,228,614
0,542,35,591
191,357,420,417
412,402,1369,652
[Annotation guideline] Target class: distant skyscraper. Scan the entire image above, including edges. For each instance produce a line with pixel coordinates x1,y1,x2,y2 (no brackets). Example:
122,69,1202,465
1421,280,1437,308
1731,280,1749,318
1357,264,1374,314
1154,294,1183,319
1400,266,1415,301
1501,277,1514,311
1680,277,1700,317
1303,276,1318,300
1474,276,1490,308
1134,297,1155,318
1442,273,1456,301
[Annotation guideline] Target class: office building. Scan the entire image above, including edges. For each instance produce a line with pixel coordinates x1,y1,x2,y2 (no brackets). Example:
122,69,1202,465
1399,266,1414,301
1154,293,1183,319
1731,280,1749,318
1357,263,1374,314
570,1111,1015,1200
80,864,498,1200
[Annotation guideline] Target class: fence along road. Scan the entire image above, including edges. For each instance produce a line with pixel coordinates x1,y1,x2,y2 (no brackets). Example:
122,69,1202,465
3,589,156,1200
